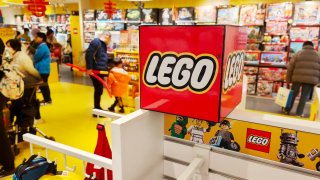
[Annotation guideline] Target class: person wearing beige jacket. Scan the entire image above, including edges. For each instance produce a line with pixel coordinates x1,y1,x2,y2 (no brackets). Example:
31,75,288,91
285,41,320,117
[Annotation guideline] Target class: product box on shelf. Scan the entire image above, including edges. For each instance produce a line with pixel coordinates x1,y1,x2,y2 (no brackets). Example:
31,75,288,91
247,26,261,43
239,4,266,26
260,52,287,65
290,27,319,41
141,9,159,24
266,2,293,21
289,41,319,57
245,51,260,65
293,1,320,25
247,75,257,84
159,8,174,25
140,25,247,122
264,44,286,52
126,9,141,22
247,83,256,95
244,66,258,75
84,22,96,32
176,7,195,25
257,80,273,97
258,68,287,82
84,10,95,21
265,21,288,35
196,6,216,23
217,6,240,25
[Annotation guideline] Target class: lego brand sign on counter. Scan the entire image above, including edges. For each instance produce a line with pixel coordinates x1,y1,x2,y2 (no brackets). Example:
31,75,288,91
140,25,247,122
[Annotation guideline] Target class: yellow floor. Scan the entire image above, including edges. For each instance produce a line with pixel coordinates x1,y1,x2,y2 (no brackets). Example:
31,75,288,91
4,82,116,179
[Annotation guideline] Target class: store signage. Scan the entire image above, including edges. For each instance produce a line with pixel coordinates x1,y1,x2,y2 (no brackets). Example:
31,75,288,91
104,0,117,19
143,51,218,93
246,128,271,153
23,0,49,17
140,26,247,122
223,51,245,93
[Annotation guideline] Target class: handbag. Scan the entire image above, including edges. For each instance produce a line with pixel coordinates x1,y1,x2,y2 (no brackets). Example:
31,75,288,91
275,87,293,108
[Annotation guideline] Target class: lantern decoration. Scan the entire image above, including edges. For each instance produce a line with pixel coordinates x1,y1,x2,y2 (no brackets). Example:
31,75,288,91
23,0,49,17
104,0,117,20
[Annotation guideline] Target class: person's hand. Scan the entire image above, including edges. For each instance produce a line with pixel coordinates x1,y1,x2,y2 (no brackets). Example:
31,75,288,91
87,69,93,75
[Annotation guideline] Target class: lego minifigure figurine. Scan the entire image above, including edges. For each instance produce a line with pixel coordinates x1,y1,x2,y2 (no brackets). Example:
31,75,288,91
187,119,211,144
169,116,188,139
209,119,240,152
307,148,320,171
278,129,305,167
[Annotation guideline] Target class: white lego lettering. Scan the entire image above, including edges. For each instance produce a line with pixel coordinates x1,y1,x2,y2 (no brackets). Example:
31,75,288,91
144,52,218,93
223,51,245,93
248,135,269,146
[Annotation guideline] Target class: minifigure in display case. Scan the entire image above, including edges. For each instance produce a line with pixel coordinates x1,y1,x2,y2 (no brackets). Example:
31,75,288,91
278,129,305,167
307,148,320,171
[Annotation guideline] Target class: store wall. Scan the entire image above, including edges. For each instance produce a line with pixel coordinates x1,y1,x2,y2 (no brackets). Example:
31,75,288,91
1,7,22,24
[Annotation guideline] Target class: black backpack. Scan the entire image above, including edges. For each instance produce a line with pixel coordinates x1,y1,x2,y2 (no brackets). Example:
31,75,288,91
13,155,57,180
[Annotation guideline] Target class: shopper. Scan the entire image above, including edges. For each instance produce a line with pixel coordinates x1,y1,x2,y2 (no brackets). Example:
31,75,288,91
0,38,5,63
0,40,15,178
21,28,31,42
34,32,52,105
15,31,22,41
27,28,40,57
285,41,320,117
46,29,57,51
85,31,111,114
107,59,130,113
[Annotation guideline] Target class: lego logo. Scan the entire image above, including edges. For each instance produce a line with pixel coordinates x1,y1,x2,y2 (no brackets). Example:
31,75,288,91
143,51,219,93
223,51,245,93
247,135,269,146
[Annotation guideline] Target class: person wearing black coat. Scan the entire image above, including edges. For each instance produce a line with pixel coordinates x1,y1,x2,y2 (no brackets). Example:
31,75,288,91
85,31,111,114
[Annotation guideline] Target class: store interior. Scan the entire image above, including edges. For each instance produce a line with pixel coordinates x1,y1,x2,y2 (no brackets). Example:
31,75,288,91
0,0,320,179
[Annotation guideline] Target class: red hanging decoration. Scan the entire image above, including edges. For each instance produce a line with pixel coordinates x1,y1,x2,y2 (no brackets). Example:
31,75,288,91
104,0,117,20
23,0,49,17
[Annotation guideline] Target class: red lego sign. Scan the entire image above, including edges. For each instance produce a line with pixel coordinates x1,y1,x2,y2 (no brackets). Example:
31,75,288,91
246,128,272,153
140,26,247,122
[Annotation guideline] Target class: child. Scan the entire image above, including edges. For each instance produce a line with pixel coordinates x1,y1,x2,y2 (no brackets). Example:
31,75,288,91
107,58,131,113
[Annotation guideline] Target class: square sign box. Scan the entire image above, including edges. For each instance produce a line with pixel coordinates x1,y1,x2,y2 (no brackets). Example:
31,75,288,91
140,25,247,122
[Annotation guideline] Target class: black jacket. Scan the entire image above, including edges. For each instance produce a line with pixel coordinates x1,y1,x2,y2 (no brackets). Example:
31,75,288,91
85,38,108,70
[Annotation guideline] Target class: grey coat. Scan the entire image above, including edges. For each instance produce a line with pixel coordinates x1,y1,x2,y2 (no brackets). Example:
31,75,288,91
287,45,320,85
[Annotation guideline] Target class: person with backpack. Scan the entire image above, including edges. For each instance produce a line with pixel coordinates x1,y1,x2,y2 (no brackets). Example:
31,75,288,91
285,41,320,117
85,31,111,116
107,59,130,113
33,32,52,106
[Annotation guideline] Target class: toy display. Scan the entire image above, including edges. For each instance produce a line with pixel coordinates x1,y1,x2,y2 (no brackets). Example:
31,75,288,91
48,15,56,24
260,52,286,65
126,9,140,21
84,22,96,32
196,6,216,23
160,8,173,25
246,43,260,51
141,9,159,24
259,68,286,82
247,26,260,43
278,130,305,167
266,2,293,21
245,51,260,64
217,6,240,25
209,120,240,152
84,10,95,21
177,7,195,21
293,2,320,25
257,80,273,97
127,23,139,30
290,27,319,41
266,21,288,35
289,41,319,57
